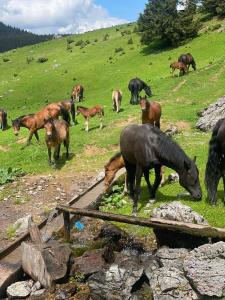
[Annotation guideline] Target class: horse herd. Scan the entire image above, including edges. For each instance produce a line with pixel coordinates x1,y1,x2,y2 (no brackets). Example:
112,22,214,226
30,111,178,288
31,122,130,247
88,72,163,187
0,51,224,211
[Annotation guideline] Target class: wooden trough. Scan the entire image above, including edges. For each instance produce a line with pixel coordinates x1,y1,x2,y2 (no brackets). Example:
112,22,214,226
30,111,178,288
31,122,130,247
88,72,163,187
57,204,225,242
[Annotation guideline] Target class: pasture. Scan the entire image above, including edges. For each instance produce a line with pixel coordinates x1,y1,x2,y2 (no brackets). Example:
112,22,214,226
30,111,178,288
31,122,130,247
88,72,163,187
1,18,225,229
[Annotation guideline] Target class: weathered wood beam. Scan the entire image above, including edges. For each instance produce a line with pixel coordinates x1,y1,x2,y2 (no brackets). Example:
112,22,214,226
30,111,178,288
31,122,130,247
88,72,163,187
57,204,225,240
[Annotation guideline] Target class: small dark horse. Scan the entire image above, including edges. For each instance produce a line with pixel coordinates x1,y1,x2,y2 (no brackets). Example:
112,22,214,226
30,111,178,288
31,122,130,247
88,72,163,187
44,118,69,166
140,97,161,128
120,124,202,215
205,118,225,205
0,109,7,131
178,53,196,71
57,99,76,125
128,78,152,105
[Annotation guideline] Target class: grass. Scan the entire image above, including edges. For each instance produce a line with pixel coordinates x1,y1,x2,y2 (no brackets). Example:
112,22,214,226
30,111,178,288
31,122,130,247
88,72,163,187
0,18,225,228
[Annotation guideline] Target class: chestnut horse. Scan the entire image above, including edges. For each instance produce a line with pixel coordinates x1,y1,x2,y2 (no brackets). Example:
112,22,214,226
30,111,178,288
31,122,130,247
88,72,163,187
112,90,122,113
0,109,7,131
170,61,188,76
57,99,76,125
71,84,84,102
12,103,70,146
140,97,161,128
44,118,69,166
77,105,104,132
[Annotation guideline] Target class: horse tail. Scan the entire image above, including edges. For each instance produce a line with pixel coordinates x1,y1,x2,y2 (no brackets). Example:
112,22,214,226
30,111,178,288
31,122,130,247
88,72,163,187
70,99,76,124
205,121,222,204
59,105,71,125
2,111,7,130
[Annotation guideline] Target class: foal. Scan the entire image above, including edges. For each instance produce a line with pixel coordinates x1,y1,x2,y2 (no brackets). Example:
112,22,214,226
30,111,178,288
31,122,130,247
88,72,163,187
112,90,122,113
77,105,104,132
44,118,69,166
170,61,188,76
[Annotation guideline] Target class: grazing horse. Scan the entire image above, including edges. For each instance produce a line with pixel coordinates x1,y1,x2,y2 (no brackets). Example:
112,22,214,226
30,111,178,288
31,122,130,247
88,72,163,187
205,118,225,205
77,105,104,132
178,53,196,71
140,97,161,128
112,90,122,113
44,118,69,166
120,124,202,215
128,78,152,105
170,62,188,76
0,109,7,131
57,99,76,125
12,103,70,145
71,84,84,102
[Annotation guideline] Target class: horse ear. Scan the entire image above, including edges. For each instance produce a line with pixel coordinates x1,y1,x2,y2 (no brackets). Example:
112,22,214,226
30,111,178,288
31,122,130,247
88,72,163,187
184,160,191,171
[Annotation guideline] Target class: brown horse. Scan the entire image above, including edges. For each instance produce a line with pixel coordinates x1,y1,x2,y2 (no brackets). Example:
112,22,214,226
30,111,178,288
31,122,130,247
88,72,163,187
140,97,161,128
44,118,69,166
77,105,104,132
57,99,76,124
12,103,70,145
0,109,7,131
178,53,196,71
112,90,122,113
71,84,84,102
170,61,188,76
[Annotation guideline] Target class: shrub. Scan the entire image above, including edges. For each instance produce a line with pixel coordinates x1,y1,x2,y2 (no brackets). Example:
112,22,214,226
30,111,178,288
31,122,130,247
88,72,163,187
211,23,222,31
94,38,98,42
103,33,109,41
67,37,74,44
85,39,90,44
115,47,124,53
3,58,10,62
0,167,24,185
67,44,73,51
37,57,48,63
26,57,34,64
127,37,133,44
13,73,18,77
75,40,84,46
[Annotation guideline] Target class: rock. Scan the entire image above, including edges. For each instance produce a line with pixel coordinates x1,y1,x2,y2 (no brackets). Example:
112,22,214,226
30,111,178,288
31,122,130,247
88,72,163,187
13,215,33,236
196,95,225,131
70,249,108,277
22,240,71,288
30,289,46,299
184,241,225,297
149,266,199,300
7,281,31,298
156,247,189,270
152,201,209,248
164,125,179,137
88,253,144,300
31,281,41,293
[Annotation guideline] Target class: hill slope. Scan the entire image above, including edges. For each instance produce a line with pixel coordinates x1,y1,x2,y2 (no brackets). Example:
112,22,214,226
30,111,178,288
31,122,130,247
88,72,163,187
0,19,225,226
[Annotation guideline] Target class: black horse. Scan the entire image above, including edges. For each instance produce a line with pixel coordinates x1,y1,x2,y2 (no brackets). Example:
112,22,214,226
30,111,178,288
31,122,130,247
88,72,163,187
178,53,196,71
205,118,225,205
0,109,7,131
120,124,202,215
128,78,152,105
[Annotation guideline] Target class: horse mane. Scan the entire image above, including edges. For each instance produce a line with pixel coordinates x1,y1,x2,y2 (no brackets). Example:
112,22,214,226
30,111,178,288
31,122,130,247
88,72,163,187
105,152,122,168
14,114,34,123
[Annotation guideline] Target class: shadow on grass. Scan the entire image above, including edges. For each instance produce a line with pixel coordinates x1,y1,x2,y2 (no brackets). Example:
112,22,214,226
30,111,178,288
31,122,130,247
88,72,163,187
54,152,75,170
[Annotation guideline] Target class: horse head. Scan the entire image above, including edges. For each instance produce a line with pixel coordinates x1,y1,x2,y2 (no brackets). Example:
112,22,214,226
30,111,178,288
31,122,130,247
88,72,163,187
12,118,21,136
140,97,149,112
44,117,55,137
179,157,202,200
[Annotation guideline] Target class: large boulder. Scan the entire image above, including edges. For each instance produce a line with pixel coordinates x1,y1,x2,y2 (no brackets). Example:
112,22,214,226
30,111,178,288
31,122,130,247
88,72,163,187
196,95,225,131
184,241,225,297
156,247,189,270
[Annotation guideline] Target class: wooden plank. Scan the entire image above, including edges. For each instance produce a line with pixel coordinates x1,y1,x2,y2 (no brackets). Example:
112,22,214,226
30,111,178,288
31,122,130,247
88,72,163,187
57,205,225,239
29,225,43,244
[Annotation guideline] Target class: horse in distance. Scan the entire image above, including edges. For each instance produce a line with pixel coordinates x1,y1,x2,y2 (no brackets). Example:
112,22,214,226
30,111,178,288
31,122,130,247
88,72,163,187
140,96,161,128
77,105,104,132
178,53,196,71
71,84,84,102
0,109,7,131
120,124,202,215
205,118,225,205
128,78,152,105
44,118,69,166
112,90,122,113
170,61,188,76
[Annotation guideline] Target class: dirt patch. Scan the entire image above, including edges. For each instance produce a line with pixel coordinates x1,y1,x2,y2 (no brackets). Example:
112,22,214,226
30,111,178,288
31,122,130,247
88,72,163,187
116,116,138,128
84,145,108,156
161,120,191,132
172,79,187,92
0,145,10,152
16,137,27,144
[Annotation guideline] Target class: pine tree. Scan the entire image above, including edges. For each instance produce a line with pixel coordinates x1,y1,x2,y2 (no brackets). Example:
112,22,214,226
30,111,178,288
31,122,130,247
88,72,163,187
202,0,225,17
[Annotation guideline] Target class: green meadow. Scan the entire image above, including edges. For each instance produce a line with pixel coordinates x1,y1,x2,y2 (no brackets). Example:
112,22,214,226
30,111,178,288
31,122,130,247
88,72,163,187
1,18,225,228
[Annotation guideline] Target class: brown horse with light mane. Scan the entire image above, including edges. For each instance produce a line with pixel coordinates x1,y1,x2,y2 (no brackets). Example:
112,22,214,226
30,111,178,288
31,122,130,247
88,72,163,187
71,84,84,102
77,105,104,132
170,61,188,76
12,103,70,146
112,90,122,113
140,96,161,128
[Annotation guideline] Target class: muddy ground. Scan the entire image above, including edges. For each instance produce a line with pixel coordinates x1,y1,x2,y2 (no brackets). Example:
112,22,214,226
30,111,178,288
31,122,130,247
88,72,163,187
0,171,96,250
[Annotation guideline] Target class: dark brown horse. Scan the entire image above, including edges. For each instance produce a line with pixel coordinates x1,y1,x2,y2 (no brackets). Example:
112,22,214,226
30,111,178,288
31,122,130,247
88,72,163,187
71,84,84,102
44,118,69,166
178,53,196,71
12,103,70,145
140,97,161,128
170,61,188,76
128,78,152,105
77,105,104,132
57,99,76,124
0,109,7,131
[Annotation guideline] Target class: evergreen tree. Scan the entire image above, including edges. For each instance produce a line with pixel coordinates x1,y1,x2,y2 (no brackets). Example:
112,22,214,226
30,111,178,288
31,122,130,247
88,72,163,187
202,0,225,17
138,0,199,47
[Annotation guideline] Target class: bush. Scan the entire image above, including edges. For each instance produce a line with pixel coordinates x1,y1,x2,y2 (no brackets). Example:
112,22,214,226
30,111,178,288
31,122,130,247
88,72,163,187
100,184,127,209
103,33,109,41
75,40,84,46
67,37,74,44
3,58,10,62
37,57,48,63
115,47,124,53
67,44,73,51
211,23,222,31
127,37,133,44
85,39,90,45
0,167,24,185
26,57,34,64
94,38,98,42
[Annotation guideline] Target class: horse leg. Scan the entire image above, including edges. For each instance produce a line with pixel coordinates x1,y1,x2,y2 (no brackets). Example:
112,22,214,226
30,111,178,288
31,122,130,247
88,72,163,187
116,99,119,113
112,99,116,111
123,172,128,195
47,146,52,165
100,114,103,129
125,162,136,209
34,131,39,142
151,165,162,199
55,144,61,160
155,120,160,129
85,117,89,132
133,165,143,215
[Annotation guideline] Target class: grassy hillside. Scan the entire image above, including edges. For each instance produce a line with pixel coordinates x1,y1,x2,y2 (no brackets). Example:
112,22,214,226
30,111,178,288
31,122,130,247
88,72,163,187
1,19,225,227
